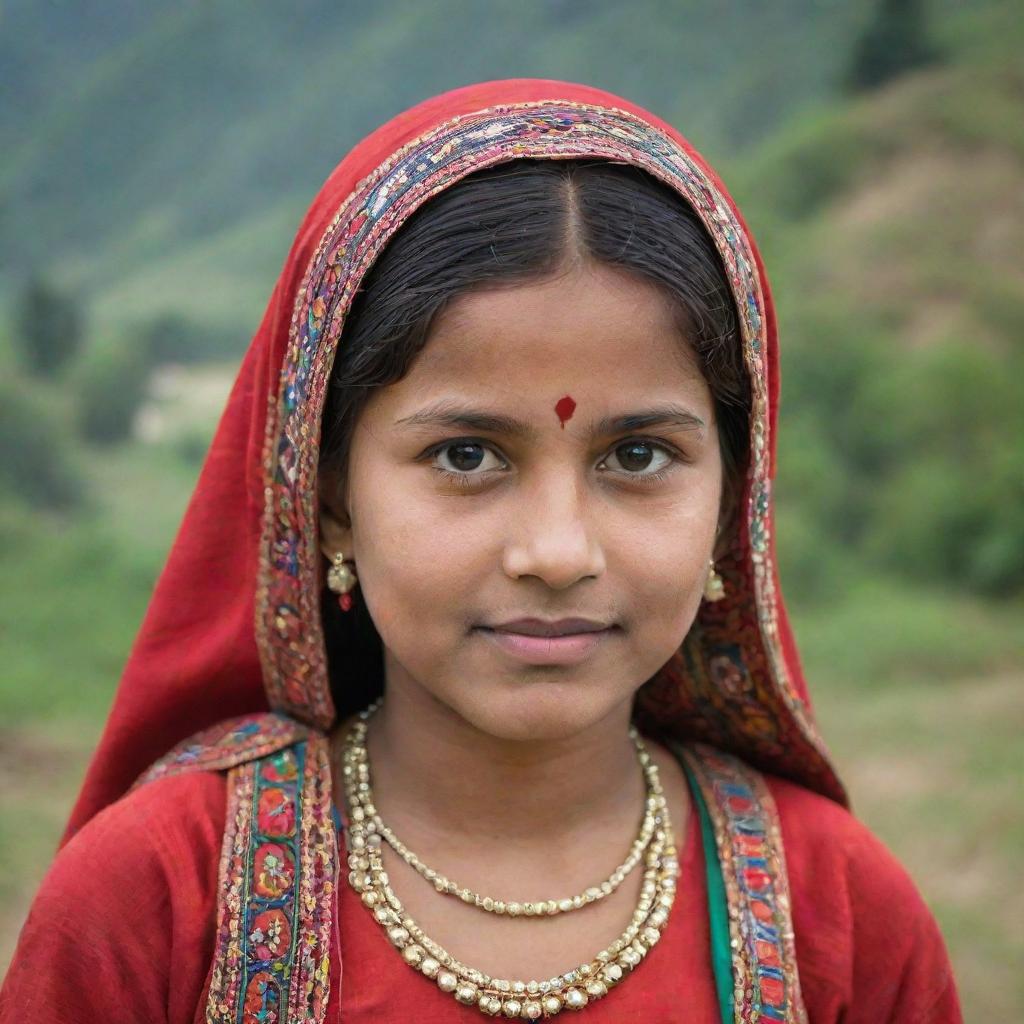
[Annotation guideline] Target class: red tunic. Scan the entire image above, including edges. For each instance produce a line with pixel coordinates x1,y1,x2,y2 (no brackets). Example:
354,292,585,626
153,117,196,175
0,769,960,1022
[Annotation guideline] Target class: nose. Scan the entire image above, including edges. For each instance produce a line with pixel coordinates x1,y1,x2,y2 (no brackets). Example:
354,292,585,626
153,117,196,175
501,472,606,590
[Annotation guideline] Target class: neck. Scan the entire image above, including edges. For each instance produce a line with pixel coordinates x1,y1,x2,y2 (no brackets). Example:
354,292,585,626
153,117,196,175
355,678,643,846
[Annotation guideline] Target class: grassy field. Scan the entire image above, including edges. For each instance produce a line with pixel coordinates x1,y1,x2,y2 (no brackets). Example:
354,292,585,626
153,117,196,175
796,594,1023,1018
1,415,1021,1018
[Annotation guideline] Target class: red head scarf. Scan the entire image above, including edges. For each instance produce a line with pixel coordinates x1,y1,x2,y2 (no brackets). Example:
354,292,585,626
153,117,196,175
64,79,844,843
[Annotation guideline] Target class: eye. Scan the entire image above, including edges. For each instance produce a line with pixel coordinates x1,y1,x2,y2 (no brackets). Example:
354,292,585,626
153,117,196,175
601,440,675,476
432,441,506,475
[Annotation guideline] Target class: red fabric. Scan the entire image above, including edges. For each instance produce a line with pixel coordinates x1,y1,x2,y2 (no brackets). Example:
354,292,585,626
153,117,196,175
1,771,960,1022
62,77,838,846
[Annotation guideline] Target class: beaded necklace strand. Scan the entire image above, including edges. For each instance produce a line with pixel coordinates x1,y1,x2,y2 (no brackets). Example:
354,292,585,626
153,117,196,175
340,703,678,1018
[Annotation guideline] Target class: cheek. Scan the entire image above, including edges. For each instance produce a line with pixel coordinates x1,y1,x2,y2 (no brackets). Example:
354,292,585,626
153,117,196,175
351,500,430,617
625,530,709,624
615,490,719,629
347,469,491,642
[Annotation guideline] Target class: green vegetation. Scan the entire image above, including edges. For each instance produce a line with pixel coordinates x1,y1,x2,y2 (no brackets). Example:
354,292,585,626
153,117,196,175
1,1,1021,1017
74,332,153,444
726,32,1024,604
0,379,83,511
844,0,941,94
11,278,85,379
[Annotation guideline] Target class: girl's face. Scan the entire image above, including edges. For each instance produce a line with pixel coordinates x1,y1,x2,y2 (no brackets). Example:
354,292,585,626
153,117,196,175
321,262,724,742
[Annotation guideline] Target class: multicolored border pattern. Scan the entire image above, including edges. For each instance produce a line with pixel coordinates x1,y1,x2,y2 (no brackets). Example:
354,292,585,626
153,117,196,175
209,736,336,1024
136,714,309,787
253,99,841,800
137,717,337,1024
681,744,806,1024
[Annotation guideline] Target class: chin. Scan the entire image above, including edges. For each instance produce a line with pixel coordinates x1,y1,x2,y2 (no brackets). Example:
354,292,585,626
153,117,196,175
446,677,634,745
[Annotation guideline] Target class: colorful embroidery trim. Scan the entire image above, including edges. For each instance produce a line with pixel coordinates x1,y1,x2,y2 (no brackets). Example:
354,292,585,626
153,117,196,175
681,744,806,1024
205,735,337,1024
253,99,842,802
136,713,310,789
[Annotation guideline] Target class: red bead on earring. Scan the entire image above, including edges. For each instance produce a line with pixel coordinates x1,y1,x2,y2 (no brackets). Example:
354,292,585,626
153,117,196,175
327,551,357,612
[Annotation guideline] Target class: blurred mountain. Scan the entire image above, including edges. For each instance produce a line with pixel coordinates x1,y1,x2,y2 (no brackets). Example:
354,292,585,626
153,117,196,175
0,0,1016,348
730,0,1023,347
3,0,879,336
719,0,1024,600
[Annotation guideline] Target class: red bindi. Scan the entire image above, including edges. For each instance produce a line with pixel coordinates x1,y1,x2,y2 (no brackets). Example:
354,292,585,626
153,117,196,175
554,395,577,428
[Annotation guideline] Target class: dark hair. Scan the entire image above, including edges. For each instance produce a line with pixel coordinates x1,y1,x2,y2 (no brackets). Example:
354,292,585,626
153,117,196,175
319,159,750,717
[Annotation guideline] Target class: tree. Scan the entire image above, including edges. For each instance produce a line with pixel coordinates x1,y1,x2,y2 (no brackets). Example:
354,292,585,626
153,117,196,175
844,0,940,95
143,314,197,364
75,333,152,444
0,378,83,510
12,276,85,378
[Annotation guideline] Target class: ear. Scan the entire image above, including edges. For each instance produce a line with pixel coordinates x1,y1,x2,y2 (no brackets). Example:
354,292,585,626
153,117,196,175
318,468,354,562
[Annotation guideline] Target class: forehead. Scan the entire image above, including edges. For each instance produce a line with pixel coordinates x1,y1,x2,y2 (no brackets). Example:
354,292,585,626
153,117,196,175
402,263,707,406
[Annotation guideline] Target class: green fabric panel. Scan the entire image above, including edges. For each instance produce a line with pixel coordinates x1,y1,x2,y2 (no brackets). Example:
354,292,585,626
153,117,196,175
683,761,734,1024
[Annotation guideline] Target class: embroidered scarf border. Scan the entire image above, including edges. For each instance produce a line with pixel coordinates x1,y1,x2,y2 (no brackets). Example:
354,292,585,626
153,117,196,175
253,100,839,798
138,716,337,1024
681,744,806,1024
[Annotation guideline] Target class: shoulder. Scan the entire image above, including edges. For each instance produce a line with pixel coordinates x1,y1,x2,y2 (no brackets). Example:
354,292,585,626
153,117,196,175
67,767,228,851
0,771,228,1024
767,774,901,880
766,773,925,913
55,769,228,897
765,774,961,1022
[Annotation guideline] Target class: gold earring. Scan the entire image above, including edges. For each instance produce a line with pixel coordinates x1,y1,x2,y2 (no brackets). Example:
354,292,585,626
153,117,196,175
703,558,725,603
327,551,357,612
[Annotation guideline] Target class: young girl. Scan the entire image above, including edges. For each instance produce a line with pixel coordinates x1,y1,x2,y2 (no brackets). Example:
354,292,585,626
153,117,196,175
0,79,961,1023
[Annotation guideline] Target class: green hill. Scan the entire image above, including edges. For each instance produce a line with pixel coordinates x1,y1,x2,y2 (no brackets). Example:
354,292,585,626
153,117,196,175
714,2,1024,603
1,0,877,336
3,0,1021,599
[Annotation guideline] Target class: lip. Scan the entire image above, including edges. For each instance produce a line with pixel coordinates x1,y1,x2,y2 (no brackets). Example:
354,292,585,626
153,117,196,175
491,617,611,637
478,618,616,666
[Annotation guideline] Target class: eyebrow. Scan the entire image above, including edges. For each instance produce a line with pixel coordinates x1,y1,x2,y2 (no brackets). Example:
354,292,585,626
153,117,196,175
395,400,706,437
596,405,706,436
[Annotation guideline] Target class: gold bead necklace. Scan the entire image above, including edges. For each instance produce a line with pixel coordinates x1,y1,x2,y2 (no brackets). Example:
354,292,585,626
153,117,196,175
340,703,678,1017
361,722,660,916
